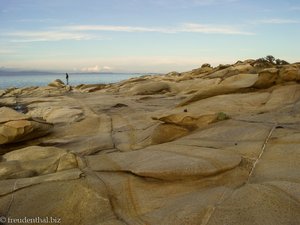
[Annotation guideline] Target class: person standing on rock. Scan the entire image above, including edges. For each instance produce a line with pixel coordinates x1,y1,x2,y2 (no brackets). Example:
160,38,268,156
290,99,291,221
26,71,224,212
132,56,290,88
66,73,69,85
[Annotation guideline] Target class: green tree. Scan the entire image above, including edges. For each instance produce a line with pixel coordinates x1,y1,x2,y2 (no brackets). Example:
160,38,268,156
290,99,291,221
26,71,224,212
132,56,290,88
275,59,289,65
265,55,275,64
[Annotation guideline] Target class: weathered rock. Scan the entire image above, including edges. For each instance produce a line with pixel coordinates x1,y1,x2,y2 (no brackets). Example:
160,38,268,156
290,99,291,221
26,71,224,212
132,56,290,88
27,107,84,124
253,68,279,88
220,73,258,88
0,60,300,225
48,79,65,88
0,90,5,97
130,81,171,95
166,71,181,77
0,107,29,123
151,123,189,144
0,176,123,225
176,78,221,94
279,65,300,82
190,65,214,76
65,85,72,91
207,63,254,79
0,97,16,106
0,168,82,196
75,83,106,93
0,114,53,145
0,146,77,179
178,73,258,106
86,145,241,181
153,113,219,130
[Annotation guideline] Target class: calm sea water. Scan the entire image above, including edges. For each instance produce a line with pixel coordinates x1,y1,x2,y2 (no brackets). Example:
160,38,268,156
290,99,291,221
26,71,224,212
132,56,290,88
0,73,144,89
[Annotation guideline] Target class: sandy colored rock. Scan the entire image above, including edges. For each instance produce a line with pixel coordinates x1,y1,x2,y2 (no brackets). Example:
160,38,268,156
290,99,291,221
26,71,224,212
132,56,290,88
130,81,171,95
155,113,219,129
48,79,65,88
0,168,82,196
0,119,52,144
0,97,17,106
207,63,254,79
178,73,259,106
0,146,78,179
75,83,106,92
0,90,6,97
0,176,123,225
253,68,279,88
86,145,241,181
0,107,30,123
151,123,189,144
279,65,300,81
28,106,84,124
0,59,300,225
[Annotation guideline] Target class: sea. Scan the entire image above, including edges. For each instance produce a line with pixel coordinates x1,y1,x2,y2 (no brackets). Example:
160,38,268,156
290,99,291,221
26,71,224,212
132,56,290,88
0,73,145,89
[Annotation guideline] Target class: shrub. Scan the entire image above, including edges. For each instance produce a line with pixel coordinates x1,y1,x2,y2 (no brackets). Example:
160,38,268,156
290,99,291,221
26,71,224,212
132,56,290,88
217,112,230,121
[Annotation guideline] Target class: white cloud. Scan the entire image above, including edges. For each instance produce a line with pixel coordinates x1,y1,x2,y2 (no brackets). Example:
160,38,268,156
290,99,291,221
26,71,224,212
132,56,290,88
64,25,164,33
256,19,299,24
102,66,112,71
81,65,101,72
80,65,113,72
64,23,253,35
15,18,59,23
178,23,253,35
1,22,253,44
5,31,95,42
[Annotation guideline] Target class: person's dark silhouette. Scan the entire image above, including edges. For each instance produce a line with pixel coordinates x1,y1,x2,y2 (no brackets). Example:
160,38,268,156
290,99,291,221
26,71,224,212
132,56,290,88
66,73,69,85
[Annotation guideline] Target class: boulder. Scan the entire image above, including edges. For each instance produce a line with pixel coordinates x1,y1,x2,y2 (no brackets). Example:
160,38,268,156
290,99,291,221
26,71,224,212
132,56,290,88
253,68,279,88
220,73,258,88
151,124,189,144
166,71,181,77
0,106,29,123
154,113,219,129
75,84,106,93
65,85,72,91
48,79,65,88
189,65,214,76
0,107,53,145
177,85,238,106
0,146,78,179
279,65,300,82
151,113,228,144
178,74,258,106
27,107,84,124
0,90,5,97
130,81,171,95
0,97,17,106
207,63,254,79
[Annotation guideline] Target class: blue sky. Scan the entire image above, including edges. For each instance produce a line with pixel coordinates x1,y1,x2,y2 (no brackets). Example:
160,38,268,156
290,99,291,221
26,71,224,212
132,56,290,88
0,0,299,73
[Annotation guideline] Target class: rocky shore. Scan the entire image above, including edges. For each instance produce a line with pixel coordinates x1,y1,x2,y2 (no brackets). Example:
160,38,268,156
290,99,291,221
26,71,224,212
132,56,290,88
0,59,300,225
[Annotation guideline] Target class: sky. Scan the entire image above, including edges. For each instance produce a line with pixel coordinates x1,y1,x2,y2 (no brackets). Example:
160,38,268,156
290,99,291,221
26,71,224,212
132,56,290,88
0,0,300,73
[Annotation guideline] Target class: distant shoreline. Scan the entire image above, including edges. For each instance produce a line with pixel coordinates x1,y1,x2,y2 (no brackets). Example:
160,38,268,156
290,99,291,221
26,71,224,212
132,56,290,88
0,71,154,76
0,73,149,89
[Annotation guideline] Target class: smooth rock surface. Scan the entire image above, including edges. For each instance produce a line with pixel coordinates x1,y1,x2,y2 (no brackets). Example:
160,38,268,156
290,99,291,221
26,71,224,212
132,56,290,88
0,146,78,179
0,60,299,225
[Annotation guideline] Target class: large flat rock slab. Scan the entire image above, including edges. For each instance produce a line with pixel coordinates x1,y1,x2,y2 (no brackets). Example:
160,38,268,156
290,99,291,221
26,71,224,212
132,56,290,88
86,145,241,181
